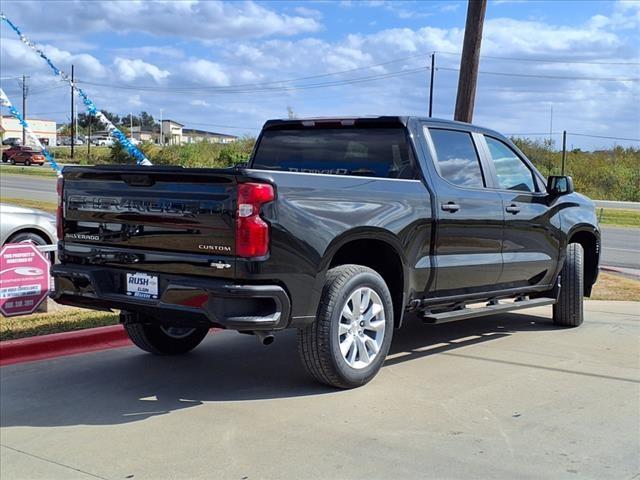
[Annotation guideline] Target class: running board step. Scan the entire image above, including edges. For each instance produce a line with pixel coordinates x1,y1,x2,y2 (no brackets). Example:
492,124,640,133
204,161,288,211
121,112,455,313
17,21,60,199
422,297,556,324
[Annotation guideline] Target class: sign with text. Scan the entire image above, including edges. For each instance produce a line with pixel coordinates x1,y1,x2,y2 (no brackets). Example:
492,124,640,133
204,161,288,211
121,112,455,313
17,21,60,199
0,243,51,317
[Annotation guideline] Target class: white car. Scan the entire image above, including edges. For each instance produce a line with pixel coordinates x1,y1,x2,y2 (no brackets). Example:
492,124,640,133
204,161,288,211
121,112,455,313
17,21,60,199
95,137,114,147
0,203,57,261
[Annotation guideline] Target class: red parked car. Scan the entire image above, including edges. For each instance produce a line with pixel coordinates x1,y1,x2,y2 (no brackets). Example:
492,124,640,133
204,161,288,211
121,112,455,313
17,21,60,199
1,146,46,166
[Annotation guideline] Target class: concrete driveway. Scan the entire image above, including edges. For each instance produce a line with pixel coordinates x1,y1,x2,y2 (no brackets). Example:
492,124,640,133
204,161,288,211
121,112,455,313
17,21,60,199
1,300,639,480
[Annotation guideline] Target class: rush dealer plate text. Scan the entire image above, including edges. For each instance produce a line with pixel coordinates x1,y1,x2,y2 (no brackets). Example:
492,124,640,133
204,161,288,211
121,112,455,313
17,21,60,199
126,272,158,299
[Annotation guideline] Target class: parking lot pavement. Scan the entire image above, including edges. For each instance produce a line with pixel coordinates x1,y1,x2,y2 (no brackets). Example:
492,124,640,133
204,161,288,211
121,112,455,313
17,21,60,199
1,301,638,480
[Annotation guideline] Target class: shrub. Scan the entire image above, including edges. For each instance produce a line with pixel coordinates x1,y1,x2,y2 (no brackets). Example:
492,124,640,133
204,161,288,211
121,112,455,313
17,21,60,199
512,138,640,201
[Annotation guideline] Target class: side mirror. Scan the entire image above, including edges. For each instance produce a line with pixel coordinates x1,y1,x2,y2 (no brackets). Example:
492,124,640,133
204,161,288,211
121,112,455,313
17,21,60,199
547,175,574,196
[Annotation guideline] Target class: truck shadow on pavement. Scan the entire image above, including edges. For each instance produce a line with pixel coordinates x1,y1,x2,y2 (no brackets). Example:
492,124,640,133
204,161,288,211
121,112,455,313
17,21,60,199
1,312,559,428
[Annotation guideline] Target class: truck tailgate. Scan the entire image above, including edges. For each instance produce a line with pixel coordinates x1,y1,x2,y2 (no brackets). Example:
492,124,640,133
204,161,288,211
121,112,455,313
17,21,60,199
61,166,237,257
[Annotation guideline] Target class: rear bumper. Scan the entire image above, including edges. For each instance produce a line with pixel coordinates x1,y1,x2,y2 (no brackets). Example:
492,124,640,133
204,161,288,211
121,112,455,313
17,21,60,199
51,264,291,331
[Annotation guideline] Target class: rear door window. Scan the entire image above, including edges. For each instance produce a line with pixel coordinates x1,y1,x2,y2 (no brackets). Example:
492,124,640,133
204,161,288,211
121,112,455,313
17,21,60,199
428,128,485,188
252,128,417,179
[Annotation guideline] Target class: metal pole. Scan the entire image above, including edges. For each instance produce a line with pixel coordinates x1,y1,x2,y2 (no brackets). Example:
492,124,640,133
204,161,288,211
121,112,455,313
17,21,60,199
454,0,487,123
130,113,133,138
160,109,163,145
561,130,567,175
70,64,75,159
87,113,91,160
22,75,27,144
429,53,435,118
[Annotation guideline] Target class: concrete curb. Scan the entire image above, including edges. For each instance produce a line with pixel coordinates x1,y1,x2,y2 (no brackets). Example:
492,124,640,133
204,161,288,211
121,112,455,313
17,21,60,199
601,265,640,279
0,325,131,367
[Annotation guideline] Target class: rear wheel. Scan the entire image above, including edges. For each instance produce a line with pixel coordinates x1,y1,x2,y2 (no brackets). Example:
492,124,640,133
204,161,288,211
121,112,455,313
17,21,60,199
553,243,584,327
10,157,15,165
297,264,394,389
123,318,209,355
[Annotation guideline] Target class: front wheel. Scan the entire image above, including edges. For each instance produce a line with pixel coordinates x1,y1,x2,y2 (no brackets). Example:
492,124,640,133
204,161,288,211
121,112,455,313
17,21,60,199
297,264,394,389
124,319,209,355
553,243,584,327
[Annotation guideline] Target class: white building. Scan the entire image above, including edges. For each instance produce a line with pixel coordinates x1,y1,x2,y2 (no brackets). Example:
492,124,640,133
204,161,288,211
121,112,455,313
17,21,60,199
161,119,184,145
0,115,57,146
182,128,237,144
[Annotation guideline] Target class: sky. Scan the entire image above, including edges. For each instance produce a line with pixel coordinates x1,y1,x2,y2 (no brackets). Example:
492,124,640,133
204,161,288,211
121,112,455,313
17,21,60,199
0,0,639,150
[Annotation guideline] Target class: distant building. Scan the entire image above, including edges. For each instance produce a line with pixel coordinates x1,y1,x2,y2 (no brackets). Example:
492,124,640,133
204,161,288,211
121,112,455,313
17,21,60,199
1,115,56,145
182,128,238,144
130,126,158,143
130,120,238,145
161,119,184,145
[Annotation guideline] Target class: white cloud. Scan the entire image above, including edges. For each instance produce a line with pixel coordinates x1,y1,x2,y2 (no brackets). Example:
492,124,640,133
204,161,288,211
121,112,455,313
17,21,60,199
182,59,230,86
190,99,210,107
294,6,323,20
128,95,142,107
113,58,170,83
1,0,321,41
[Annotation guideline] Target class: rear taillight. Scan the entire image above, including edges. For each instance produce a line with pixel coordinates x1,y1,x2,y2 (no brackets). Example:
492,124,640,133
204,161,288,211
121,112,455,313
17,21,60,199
235,182,275,258
56,176,64,239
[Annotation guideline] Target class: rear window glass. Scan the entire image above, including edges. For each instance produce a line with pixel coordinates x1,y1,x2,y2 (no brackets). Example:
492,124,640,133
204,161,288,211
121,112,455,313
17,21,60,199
252,128,416,179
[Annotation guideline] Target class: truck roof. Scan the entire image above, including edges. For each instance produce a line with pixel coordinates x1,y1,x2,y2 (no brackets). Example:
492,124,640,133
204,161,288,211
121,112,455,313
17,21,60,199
262,116,506,138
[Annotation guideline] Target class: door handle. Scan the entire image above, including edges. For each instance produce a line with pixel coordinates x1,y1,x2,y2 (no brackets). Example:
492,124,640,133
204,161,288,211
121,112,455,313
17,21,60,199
441,202,460,212
506,204,521,214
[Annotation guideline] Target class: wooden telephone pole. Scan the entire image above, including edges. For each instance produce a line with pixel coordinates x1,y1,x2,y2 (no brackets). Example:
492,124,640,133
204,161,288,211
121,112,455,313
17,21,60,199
454,0,487,123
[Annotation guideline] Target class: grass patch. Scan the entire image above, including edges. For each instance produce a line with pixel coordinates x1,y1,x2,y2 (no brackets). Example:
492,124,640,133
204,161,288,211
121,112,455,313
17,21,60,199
1,307,119,341
0,197,57,214
591,271,640,301
0,163,59,177
597,208,640,228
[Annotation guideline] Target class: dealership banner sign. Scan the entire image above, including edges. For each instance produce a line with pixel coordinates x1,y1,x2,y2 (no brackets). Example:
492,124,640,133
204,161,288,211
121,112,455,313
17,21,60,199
0,243,51,317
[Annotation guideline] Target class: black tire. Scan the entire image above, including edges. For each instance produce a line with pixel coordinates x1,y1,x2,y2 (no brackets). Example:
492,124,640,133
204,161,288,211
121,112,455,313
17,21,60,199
124,320,209,355
1,154,7,162
297,264,394,389
553,243,584,327
10,157,15,165
24,159,31,166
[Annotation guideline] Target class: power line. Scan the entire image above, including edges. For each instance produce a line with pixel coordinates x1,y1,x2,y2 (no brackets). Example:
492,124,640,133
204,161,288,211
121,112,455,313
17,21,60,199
437,66,639,82
77,67,430,95
436,50,640,66
568,132,639,142
78,53,428,93
507,132,639,142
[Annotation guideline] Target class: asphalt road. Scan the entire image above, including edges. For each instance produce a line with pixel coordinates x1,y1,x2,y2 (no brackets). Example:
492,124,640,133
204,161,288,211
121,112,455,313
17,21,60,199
1,301,638,479
0,174,638,269
0,174,57,203
601,226,640,270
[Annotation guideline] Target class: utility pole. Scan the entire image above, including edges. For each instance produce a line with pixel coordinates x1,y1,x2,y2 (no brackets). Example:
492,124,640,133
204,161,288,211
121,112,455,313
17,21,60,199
130,113,133,138
21,75,28,144
70,64,75,159
87,114,91,160
160,108,164,146
561,130,567,175
429,53,435,117
454,0,487,123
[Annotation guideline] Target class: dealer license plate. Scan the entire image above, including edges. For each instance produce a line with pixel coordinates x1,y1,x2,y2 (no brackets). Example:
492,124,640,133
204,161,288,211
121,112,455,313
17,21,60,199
126,272,158,299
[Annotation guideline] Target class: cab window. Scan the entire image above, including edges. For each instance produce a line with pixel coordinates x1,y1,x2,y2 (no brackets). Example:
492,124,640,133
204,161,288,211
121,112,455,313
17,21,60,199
485,137,536,192
428,128,485,188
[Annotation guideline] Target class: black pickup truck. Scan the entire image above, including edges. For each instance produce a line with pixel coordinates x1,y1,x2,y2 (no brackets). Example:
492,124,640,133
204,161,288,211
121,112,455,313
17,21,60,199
52,116,600,388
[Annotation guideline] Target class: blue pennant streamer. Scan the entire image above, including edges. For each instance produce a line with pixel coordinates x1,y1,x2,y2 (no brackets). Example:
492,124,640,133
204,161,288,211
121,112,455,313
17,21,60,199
0,12,152,166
